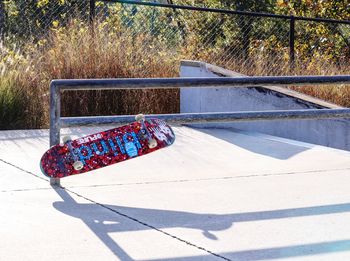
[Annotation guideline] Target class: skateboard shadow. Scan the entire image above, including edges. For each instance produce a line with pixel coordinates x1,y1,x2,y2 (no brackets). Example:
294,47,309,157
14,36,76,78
53,186,350,260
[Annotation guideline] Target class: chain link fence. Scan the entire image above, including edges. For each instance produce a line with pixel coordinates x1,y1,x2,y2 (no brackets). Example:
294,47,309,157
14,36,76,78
1,0,349,76
90,2,292,76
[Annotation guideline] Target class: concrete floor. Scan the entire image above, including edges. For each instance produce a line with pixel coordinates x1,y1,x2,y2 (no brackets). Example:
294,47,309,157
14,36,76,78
1,126,350,261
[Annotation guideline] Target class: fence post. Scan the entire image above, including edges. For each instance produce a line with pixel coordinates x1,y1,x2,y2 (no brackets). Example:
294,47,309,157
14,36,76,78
289,15,295,72
0,0,5,40
89,0,96,26
89,0,96,39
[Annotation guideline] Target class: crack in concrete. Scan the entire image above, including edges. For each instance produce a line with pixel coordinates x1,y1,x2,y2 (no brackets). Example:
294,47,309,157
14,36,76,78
0,158,48,182
2,156,349,193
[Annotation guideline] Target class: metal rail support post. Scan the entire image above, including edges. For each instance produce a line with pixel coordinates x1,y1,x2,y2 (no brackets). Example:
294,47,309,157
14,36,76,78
49,82,61,186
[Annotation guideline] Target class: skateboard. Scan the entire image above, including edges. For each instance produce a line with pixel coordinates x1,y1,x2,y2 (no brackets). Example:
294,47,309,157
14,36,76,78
40,115,175,178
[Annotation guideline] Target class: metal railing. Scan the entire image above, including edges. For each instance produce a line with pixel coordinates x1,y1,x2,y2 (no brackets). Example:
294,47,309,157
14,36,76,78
49,75,350,185
50,75,350,145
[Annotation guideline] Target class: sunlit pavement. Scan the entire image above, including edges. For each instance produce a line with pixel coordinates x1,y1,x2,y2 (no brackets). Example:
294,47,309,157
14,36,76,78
1,126,350,261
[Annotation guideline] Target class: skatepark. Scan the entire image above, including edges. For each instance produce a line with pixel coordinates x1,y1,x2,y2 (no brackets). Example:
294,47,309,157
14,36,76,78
1,0,350,259
2,61,350,260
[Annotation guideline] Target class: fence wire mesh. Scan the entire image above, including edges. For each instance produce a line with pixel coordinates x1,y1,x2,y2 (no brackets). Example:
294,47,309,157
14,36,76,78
93,3,292,76
1,1,349,76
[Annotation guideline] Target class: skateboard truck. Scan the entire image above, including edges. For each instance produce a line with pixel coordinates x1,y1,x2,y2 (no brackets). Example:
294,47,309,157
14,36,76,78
61,136,84,171
135,114,157,149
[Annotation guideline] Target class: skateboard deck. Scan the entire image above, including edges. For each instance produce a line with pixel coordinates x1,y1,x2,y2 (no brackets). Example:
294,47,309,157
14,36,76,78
40,118,175,178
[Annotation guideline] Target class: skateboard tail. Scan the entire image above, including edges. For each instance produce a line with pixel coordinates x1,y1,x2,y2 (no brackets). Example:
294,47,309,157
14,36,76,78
40,161,50,178
40,148,69,178
40,153,51,178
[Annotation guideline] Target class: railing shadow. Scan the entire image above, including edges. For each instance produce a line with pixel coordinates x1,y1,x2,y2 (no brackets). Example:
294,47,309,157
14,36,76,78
53,185,350,260
148,239,350,261
53,186,134,260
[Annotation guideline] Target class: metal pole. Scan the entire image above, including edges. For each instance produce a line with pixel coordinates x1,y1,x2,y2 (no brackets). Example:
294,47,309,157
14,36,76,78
106,0,350,25
51,75,350,90
289,16,295,72
89,0,96,40
49,82,61,186
0,0,5,40
60,109,350,127
89,0,96,26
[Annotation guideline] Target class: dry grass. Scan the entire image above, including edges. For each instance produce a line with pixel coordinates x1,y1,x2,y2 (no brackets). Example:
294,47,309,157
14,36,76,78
43,21,180,118
198,47,350,107
0,20,180,129
287,63,350,107
0,43,46,129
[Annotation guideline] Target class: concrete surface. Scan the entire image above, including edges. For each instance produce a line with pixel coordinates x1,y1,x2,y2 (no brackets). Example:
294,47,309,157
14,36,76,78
180,60,350,151
1,126,350,260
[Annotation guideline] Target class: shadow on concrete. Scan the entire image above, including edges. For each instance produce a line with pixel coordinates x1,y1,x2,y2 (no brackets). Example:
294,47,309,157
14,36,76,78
53,186,135,260
196,128,310,160
148,240,350,261
53,186,350,260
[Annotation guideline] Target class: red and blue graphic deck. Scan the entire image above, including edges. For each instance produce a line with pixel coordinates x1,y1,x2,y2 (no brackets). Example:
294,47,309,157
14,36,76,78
40,118,175,178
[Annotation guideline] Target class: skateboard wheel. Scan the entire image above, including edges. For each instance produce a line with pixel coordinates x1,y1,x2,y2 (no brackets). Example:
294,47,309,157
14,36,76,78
148,138,157,149
135,114,145,122
62,136,72,144
73,161,84,171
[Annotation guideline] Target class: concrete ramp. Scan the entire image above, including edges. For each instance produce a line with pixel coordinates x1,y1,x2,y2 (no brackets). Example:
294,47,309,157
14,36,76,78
1,126,350,260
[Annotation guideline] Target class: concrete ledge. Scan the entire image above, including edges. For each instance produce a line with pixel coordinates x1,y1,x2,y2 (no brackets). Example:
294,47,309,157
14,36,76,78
180,60,350,151
181,60,341,109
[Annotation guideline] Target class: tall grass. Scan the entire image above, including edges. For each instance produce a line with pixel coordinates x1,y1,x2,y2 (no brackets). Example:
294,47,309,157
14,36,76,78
0,41,46,129
40,21,180,119
0,75,26,129
0,20,180,129
288,63,350,107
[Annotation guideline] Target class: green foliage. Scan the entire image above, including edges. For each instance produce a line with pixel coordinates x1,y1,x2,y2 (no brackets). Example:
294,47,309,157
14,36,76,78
3,0,89,41
0,74,26,129
275,0,349,20
274,0,350,66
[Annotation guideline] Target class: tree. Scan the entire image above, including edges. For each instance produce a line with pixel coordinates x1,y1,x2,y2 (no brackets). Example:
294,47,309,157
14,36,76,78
275,0,350,65
3,0,90,40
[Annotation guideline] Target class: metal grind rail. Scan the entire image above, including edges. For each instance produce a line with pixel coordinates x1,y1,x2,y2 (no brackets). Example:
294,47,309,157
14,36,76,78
49,75,350,185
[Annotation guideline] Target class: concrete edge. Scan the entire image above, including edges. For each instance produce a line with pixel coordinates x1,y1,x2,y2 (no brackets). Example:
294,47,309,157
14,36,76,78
180,60,342,109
